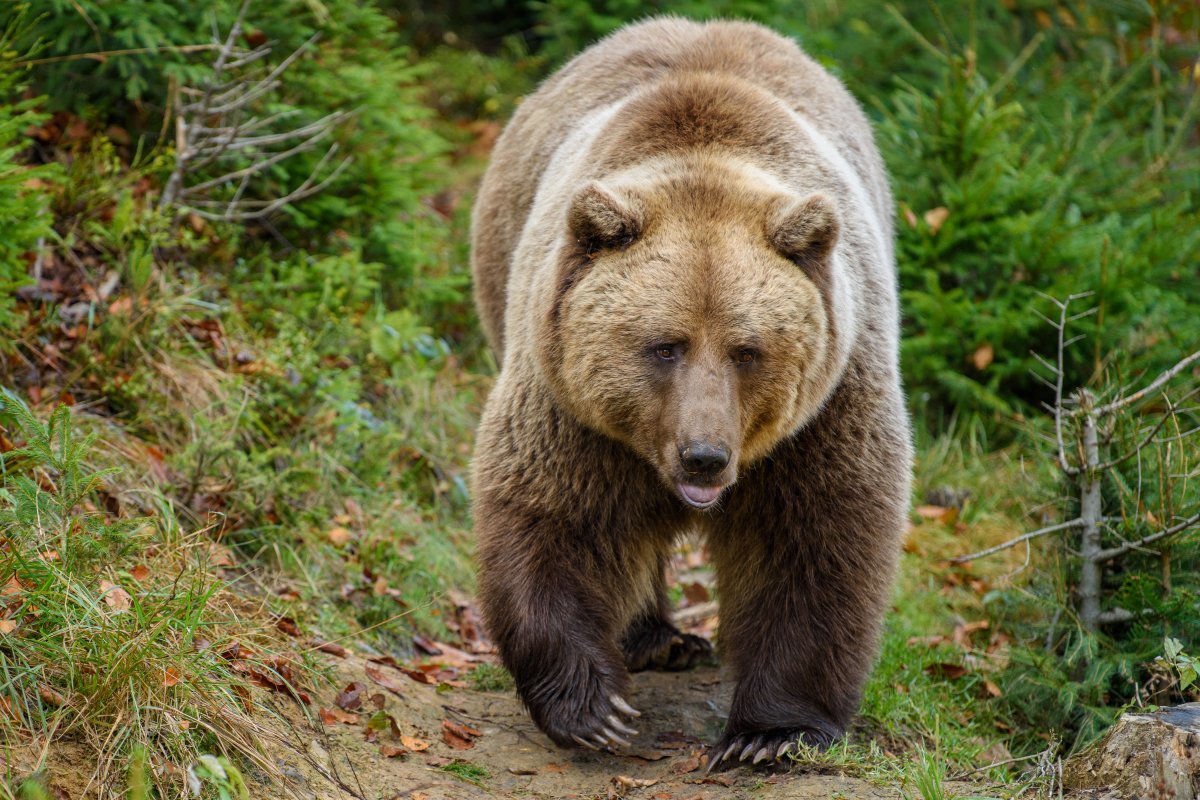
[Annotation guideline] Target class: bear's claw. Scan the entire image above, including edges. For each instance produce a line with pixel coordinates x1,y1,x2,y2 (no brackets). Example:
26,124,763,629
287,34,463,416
562,694,641,751
706,727,830,772
610,694,641,718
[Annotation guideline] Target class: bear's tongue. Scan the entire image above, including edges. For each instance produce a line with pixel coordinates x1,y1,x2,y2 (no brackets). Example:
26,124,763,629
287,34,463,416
678,483,723,508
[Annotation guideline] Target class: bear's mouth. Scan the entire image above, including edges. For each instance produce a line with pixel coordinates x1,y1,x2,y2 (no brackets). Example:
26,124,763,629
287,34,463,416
676,482,726,510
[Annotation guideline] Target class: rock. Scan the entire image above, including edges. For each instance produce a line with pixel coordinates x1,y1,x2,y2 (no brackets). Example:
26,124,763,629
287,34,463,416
1065,703,1200,798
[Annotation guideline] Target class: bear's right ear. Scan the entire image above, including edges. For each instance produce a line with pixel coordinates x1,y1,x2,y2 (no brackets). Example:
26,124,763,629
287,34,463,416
770,193,839,274
568,182,644,254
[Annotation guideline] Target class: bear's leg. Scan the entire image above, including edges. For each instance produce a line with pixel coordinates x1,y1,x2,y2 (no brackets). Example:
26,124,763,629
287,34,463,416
475,499,652,750
621,557,714,672
705,380,909,769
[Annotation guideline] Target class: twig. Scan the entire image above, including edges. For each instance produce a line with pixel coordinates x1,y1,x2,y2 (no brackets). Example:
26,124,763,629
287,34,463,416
17,43,224,66
1093,386,1200,472
950,518,1086,564
948,750,1048,781
1094,350,1200,417
1093,511,1200,562
1033,291,1094,477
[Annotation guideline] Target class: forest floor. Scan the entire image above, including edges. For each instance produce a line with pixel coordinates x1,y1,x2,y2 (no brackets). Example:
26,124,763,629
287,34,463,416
6,636,999,800
252,651,991,800
6,576,1070,800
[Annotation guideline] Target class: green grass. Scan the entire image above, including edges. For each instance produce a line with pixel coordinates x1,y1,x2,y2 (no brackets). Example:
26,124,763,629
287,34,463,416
440,760,489,785
469,662,514,692
0,395,289,798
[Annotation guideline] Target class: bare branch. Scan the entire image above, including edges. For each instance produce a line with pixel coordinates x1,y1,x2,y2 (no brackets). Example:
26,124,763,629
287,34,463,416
183,152,352,222
180,129,332,195
158,3,350,223
1093,387,1200,472
1095,350,1200,417
1093,511,1200,562
950,518,1086,564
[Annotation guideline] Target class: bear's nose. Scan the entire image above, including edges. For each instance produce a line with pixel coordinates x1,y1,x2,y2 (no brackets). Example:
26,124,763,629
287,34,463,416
679,442,730,475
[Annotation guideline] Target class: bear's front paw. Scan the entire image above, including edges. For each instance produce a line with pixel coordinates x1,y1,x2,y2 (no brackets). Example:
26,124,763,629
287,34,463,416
705,726,835,772
527,681,643,751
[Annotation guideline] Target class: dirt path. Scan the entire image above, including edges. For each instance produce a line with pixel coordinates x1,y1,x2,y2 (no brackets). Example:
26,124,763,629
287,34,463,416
264,648,984,800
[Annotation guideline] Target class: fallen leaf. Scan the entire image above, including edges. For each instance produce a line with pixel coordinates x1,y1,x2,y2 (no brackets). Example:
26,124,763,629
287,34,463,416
441,718,481,750
982,680,1003,698
99,580,132,612
365,710,401,743
952,620,990,649
670,755,701,774
312,639,348,658
379,743,406,758
365,665,405,697
207,543,235,568
335,681,367,711
319,707,359,726
400,735,430,752
682,582,709,604
915,505,958,525
162,667,181,688
404,668,437,685
274,616,302,637
328,527,352,546
0,619,16,634
971,343,994,371
508,766,538,775
923,206,949,233
412,634,442,655
925,662,968,680
129,564,151,582
232,684,252,712
39,685,67,707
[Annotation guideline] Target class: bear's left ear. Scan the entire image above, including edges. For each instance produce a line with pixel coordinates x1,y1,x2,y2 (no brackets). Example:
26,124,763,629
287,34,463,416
568,182,644,254
770,193,839,273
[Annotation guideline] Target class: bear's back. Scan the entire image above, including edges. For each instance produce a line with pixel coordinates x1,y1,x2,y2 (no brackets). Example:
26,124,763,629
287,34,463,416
471,17,890,360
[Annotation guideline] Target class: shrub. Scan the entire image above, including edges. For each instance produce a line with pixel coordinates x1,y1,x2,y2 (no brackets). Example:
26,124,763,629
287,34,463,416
0,13,58,350
7,0,458,320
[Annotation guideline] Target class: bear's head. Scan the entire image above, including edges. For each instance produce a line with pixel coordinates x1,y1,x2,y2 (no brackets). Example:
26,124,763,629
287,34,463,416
541,154,851,510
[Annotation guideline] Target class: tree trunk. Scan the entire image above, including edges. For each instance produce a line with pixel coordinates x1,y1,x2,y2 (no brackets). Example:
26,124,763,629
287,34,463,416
1065,703,1200,798
1077,391,1104,631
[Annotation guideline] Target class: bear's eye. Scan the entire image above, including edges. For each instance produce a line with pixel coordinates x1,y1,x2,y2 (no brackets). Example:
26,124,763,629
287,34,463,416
736,349,757,365
654,344,679,362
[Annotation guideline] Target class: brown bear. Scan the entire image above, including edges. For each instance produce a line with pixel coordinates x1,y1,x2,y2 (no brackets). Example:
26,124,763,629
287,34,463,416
470,16,911,769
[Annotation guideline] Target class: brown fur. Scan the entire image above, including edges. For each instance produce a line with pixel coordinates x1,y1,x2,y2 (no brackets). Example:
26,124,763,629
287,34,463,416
470,17,911,766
